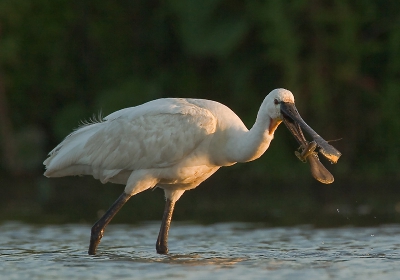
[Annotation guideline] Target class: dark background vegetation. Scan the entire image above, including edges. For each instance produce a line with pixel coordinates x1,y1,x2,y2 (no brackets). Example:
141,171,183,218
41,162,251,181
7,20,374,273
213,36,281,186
1,0,399,226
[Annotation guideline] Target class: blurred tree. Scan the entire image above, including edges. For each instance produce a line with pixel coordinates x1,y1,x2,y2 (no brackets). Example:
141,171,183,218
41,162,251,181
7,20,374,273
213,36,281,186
0,0,397,174
0,0,400,222
0,64,18,173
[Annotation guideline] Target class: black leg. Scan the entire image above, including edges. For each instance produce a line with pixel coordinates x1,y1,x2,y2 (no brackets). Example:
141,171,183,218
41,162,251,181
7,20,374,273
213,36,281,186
88,192,131,255
156,199,175,254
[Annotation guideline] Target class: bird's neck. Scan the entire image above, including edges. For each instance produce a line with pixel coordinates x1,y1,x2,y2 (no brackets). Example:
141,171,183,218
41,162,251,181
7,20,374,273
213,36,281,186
227,111,280,163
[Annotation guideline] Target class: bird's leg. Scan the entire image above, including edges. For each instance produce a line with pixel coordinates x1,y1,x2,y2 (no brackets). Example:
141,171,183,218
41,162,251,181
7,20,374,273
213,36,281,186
88,192,131,255
156,199,175,254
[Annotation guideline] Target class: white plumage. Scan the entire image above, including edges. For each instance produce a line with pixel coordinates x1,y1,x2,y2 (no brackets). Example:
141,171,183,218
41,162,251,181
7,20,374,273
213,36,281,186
43,88,299,255
44,91,286,196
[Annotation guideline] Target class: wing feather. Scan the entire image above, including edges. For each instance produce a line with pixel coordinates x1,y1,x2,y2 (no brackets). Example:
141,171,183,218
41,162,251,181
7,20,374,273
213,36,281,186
44,99,217,181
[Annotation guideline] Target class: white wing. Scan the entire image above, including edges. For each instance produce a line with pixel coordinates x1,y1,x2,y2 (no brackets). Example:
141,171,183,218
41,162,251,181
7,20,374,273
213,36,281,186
43,98,217,183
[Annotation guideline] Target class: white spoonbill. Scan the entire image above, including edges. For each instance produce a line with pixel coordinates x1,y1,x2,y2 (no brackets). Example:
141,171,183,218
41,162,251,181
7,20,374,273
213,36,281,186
43,88,341,255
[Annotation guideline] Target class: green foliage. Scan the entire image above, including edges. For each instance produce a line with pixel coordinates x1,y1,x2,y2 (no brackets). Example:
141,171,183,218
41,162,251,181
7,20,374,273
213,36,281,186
1,0,400,183
167,0,248,56
96,77,162,115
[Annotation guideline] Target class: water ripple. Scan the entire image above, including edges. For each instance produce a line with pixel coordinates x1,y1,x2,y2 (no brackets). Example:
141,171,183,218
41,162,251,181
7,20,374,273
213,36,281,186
0,222,399,279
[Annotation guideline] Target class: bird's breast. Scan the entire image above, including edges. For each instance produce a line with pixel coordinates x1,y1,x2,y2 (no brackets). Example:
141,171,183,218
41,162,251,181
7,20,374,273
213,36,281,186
157,165,220,191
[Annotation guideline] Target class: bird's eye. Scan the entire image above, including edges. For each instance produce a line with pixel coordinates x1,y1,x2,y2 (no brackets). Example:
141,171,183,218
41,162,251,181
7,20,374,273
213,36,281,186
274,99,279,105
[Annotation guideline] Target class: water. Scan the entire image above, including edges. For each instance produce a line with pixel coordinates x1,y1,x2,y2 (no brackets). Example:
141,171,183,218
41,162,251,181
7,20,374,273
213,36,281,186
1,222,399,279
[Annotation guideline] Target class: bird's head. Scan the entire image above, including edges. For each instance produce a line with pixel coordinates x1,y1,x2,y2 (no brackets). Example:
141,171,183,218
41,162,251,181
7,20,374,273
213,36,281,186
262,88,342,183
263,88,295,133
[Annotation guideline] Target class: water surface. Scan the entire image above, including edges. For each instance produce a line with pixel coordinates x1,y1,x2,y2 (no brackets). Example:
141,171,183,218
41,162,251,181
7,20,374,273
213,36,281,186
1,222,399,279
